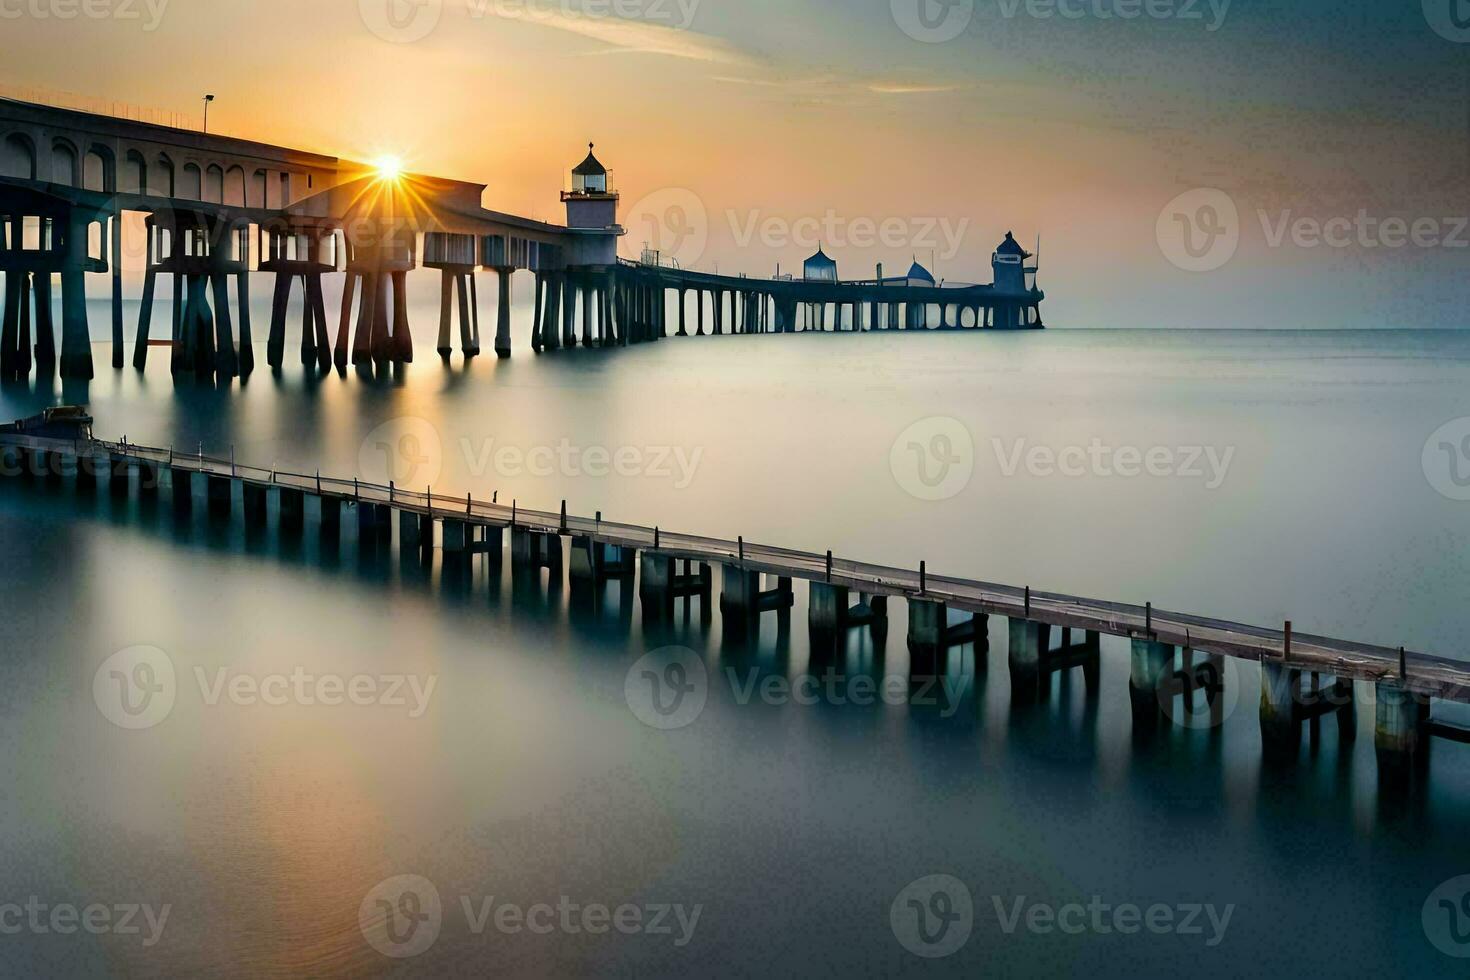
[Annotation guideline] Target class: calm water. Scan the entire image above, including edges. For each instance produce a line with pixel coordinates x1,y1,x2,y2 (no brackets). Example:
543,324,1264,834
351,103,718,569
2,321,1470,976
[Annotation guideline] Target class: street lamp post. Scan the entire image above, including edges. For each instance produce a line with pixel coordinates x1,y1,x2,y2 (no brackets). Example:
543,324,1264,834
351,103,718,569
203,94,215,134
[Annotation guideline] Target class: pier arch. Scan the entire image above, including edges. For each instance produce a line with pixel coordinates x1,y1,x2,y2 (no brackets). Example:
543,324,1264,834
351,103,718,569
122,149,146,194
180,162,201,200
204,164,224,203
50,137,79,186
149,153,174,197
224,166,246,207
0,132,37,180
83,145,112,192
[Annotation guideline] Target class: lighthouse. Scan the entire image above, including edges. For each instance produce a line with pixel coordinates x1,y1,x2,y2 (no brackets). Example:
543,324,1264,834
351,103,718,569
562,143,618,230
991,231,1031,294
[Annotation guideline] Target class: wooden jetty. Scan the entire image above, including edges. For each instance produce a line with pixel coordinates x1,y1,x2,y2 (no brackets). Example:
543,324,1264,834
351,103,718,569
0,413,1459,775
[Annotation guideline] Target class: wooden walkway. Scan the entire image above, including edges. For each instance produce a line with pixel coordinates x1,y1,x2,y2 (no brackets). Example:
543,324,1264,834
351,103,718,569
5,431,1468,704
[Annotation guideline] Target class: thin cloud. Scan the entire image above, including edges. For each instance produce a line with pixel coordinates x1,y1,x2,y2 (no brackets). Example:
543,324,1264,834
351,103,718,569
478,4,759,66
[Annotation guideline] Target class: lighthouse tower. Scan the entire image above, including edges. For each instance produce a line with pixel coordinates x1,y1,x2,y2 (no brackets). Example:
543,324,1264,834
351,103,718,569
991,231,1031,294
560,143,622,267
562,143,618,230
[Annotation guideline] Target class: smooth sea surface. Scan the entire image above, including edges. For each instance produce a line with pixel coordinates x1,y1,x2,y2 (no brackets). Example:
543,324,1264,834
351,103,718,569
2,309,1470,976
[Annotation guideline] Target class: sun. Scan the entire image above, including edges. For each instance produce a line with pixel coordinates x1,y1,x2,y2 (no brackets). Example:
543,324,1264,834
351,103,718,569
373,155,404,181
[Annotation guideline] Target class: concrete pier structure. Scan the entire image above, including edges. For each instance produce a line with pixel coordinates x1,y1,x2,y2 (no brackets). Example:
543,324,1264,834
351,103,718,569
15,424,1470,790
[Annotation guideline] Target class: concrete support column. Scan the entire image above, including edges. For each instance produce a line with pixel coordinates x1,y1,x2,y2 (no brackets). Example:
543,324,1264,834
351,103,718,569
59,211,94,379
400,509,425,550
206,474,233,518
279,486,306,533
1009,619,1051,701
1374,681,1428,763
542,273,562,352
495,267,513,359
138,460,161,495
316,494,341,536
108,454,130,496
443,518,469,554
809,582,849,634
639,551,675,616
169,466,194,513
1130,637,1175,723
570,535,601,582
720,564,761,618
243,482,268,526
1258,661,1301,751
907,598,948,663
561,275,577,347
531,273,544,352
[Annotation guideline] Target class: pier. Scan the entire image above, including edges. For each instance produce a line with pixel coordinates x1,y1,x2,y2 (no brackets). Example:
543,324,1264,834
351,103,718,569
1,414,1461,783
0,98,1042,384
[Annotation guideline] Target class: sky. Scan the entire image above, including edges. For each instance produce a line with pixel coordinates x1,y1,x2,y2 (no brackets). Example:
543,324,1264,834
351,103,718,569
2,0,1467,328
